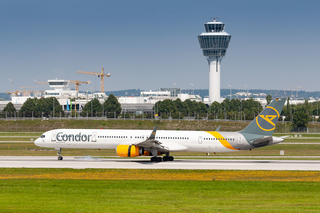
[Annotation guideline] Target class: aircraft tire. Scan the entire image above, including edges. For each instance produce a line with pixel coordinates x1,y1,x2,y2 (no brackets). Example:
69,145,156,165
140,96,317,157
58,156,63,161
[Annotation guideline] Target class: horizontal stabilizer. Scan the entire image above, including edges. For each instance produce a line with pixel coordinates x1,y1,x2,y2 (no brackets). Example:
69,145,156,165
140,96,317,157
251,136,273,146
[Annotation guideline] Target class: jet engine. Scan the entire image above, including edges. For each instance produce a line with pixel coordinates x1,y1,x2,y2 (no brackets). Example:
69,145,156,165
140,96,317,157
116,145,145,157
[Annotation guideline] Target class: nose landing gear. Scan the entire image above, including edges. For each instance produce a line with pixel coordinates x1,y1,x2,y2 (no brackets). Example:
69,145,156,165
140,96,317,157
56,148,63,160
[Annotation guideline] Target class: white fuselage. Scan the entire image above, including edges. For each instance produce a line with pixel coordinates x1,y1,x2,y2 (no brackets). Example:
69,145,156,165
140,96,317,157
35,129,247,153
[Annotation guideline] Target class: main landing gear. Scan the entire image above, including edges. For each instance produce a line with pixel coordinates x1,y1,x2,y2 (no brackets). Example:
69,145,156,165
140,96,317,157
56,148,63,160
150,155,174,162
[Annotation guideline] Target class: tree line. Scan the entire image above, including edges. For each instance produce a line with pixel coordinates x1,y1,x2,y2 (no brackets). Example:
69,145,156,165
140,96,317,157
1,94,318,128
1,97,64,118
0,94,122,118
153,98,263,120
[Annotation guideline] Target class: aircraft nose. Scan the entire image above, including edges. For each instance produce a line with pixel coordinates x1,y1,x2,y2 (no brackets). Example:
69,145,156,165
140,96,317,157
34,138,41,146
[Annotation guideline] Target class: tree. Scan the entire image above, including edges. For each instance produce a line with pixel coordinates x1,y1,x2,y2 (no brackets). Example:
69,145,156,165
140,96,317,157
3,102,16,113
35,98,50,117
173,98,187,115
159,99,177,114
19,98,36,117
81,98,102,117
184,99,196,115
195,101,208,115
266,95,272,105
45,97,64,117
292,111,309,129
103,94,122,118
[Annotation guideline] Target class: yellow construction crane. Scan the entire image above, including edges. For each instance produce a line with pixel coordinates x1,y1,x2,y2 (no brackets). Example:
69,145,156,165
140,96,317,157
33,80,48,84
69,80,90,92
20,86,37,96
76,67,111,93
6,90,19,96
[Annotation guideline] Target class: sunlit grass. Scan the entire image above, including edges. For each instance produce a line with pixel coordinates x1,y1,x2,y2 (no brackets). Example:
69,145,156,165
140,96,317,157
0,174,320,212
1,168,320,182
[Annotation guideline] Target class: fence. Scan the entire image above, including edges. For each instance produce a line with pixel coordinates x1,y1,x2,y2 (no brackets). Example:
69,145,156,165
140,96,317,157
0,116,319,133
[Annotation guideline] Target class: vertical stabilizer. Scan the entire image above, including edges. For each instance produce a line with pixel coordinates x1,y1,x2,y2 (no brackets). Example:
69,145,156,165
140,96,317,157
240,98,286,136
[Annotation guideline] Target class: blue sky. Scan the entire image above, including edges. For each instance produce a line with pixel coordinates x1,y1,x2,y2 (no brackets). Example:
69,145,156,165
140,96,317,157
1,0,320,93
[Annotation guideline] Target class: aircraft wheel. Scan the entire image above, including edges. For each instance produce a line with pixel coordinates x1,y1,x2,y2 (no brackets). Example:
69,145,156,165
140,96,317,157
169,156,174,161
156,157,162,162
58,156,63,161
162,156,168,161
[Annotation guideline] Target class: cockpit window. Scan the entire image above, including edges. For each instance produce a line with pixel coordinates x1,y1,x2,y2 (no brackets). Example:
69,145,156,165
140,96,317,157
40,135,45,138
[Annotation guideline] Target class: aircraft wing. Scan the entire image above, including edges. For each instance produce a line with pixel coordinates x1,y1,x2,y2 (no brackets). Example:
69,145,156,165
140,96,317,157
136,139,188,152
124,126,188,152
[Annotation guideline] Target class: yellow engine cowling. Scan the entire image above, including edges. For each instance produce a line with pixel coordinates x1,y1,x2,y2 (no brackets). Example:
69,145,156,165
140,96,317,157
116,145,144,157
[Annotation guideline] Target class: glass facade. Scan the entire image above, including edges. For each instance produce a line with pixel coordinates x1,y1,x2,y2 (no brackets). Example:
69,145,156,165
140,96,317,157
198,35,231,56
160,88,181,97
202,49,227,57
204,23,225,32
45,92,60,96
48,82,68,86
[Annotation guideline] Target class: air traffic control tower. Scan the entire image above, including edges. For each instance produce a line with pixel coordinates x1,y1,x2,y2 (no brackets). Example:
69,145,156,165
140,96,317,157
198,19,231,103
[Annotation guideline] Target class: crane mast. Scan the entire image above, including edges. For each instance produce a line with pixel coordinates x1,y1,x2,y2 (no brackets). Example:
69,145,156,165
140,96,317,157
76,67,111,93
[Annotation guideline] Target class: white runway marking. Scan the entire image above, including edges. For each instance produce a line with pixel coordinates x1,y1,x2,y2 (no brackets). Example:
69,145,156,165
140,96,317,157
1,156,320,170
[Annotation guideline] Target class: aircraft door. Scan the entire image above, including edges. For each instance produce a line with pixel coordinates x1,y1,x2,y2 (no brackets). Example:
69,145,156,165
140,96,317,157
198,136,203,144
92,132,97,142
237,136,243,145
51,131,56,142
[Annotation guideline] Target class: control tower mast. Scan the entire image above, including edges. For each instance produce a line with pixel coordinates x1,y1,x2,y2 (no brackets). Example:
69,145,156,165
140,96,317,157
198,19,231,103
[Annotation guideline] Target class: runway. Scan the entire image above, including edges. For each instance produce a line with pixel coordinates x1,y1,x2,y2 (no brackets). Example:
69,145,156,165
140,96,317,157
1,156,320,170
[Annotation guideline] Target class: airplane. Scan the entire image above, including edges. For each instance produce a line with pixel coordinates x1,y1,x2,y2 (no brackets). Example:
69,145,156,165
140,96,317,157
34,98,286,162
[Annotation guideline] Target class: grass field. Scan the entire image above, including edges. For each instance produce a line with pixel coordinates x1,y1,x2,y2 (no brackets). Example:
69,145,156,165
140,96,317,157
1,169,320,212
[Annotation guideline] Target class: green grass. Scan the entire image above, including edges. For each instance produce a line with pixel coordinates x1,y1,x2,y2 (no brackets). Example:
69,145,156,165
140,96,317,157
0,133,42,136
0,179,319,212
0,137,36,141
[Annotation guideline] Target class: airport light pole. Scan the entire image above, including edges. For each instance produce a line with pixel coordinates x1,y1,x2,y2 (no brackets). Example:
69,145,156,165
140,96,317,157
8,79,13,99
245,85,248,98
53,98,55,118
124,92,127,120
228,84,232,100
190,83,194,95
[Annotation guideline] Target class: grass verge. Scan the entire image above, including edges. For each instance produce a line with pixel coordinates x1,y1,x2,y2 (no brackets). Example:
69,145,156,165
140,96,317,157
0,176,320,212
1,168,320,182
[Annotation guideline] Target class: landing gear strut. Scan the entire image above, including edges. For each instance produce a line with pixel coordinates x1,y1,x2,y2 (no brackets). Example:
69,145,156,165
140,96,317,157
57,148,63,160
163,153,174,162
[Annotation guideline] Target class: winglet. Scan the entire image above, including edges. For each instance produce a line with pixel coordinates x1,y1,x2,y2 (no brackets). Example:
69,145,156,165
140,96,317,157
148,126,157,140
215,126,221,131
